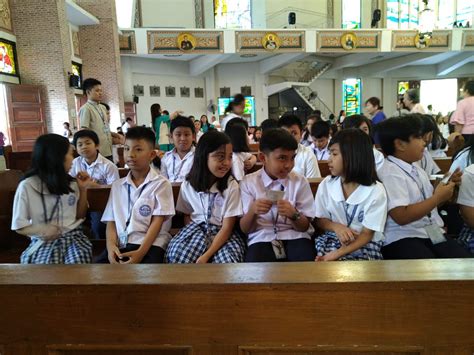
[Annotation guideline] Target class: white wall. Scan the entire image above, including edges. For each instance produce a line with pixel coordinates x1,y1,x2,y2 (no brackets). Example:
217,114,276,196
310,78,335,113
264,0,329,28
140,0,195,28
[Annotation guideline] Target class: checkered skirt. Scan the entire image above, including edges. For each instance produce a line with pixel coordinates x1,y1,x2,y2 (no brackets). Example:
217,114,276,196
20,229,92,264
165,222,246,263
315,231,383,260
458,224,474,254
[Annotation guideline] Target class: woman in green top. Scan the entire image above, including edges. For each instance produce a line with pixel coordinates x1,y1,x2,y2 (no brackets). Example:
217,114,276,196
200,114,214,133
151,103,173,151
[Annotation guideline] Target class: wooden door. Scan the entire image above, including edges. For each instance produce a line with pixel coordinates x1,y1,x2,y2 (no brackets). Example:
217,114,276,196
4,84,46,152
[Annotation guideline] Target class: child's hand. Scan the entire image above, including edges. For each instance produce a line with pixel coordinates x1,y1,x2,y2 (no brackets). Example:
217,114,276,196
38,224,62,241
433,181,455,204
449,168,462,186
277,200,297,219
243,158,254,170
76,171,93,189
155,149,165,159
119,249,145,264
315,251,339,261
333,224,357,245
196,254,210,264
252,199,273,215
107,245,122,264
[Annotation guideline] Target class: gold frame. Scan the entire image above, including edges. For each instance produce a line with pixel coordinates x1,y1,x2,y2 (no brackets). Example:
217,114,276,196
340,32,358,51
177,32,197,52
261,32,281,51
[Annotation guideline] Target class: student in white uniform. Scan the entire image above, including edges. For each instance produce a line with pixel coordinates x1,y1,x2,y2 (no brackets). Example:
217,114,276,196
450,139,473,172
96,127,175,264
165,131,246,263
221,94,246,131
160,116,196,183
278,114,321,178
310,121,331,161
70,130,120,239
11,134,92,264
193,119,204,142
240,129,316,262
314,129,388,261
457,164,474,254
414,115,441,175
376,116,471,259
343,114,385,171
226,122,256,181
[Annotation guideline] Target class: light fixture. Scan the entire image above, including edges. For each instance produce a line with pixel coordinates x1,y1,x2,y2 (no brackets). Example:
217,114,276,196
416,0,436,49
293,106,298,111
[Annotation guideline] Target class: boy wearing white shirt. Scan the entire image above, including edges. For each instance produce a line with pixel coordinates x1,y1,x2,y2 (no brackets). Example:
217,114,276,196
96,127,175,264
376,116,470,259
310,121,330,161
70,130,119,239
240,128,316,262
278,114,321,178
457,164,474,254
161,116,196,182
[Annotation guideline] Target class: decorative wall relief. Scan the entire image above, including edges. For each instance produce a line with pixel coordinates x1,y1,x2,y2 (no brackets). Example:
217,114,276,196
119,30,137,54
148,30,224,54
392,30,450,51
133,85,144,96
150,86,160,97
236,31,305,53
180,87,190,98
317,30,381,52
0,0,13,33
71,30,81,57
194,87,204,98
165,86,176,97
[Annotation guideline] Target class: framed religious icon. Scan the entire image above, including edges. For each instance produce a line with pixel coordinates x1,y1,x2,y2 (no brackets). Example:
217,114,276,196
220,87,230,97
262,32,281,51
194,87,204,98
150,86,160,97
414,32,431,49
133,85,144,96
166,86,176,97
341,32,357,51
180,87,190,97
177,33,197,52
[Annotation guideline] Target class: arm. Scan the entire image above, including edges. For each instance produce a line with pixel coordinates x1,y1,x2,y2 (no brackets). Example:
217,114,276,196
318,228,375,261
243,154,257,171
196,217,236,263
306,152,321,178
76,185,88,219
183,214,191,225
79,107,92,129
460,205,474,229
316,217,356,244
105,221,120,264
277,199,310,232
454,124,464,133
240,199,272,234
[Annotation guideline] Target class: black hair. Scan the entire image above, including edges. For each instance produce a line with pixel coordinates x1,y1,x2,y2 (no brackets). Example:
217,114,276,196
419,114,447,150
170,115,195,134
63,122,70,127
260,118,278,132
260,128,298,154
329,129,377,186
125,126,156,148
187,131,232,193
150,103,161,128
225,94,246,114
365,97,383,110
311,121,330,139
101,103,110,112
227,124,250,153
126,117,132,122
163,110,169,115
82,78,101,95
463,80,474,96
453,136,474,167
23,134,74,195
342,114,374,139
225,117,249,132
252,127,262,142
72,129,99,147
277,114,303,131
330,124,338,136
405,88,420,104
375,115,423,156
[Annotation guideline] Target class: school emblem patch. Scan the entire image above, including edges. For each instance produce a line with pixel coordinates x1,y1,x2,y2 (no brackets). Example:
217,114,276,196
358,210,364,223
139,205,152,217
68,195,76,206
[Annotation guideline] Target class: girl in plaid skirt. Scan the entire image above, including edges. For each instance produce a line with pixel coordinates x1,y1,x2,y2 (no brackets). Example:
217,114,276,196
313,129,388,261
165,131,246,263
11,134,92,264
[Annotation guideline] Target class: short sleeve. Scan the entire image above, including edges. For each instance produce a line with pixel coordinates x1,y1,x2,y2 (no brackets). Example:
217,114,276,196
314,179,331,219
79,106,92,128
153,180,175,217
362,185,388,232
222,180,243,218
305,150,321,178
101,183,116,222
240,177,255,214
11,181,31,230
160,155,169,180
176,182,193,215
69,158,80,178
379,169,411,211
295,177,316,218
458,169,474,207
450,101,466,125
105,163,120,185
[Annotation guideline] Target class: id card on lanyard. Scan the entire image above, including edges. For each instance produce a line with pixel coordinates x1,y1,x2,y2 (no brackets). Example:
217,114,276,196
118,182,149,248
270,184,286,260
199,192,216,238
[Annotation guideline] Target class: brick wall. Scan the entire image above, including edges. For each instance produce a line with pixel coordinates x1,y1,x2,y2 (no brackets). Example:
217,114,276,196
10,0,76,134
77,0,124,130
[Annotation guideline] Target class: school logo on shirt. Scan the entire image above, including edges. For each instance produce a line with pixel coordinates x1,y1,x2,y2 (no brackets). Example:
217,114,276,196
139,204,152,217
68,195,76,206
214,195,224,207
358,210,364,223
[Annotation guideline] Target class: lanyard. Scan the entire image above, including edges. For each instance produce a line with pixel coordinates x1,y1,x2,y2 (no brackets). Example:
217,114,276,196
344,203,358,227
40,184,62,225
88,102,106,124
313,148,326,161
125,182,149,230
199,192,216,236
270,184,285,238
82,159,98,181
171,155,184,182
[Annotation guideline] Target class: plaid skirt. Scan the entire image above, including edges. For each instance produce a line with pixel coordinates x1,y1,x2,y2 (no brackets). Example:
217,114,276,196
20,229,92,264
315,231,383,260
165,222,246,263
458,224,474,254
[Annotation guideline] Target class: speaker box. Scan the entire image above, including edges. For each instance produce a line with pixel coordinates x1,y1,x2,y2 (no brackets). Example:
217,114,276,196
288,12,296,25
371,9,381,28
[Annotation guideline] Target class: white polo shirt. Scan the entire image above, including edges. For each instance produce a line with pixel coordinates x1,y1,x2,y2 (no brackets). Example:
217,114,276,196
450,147,472,172
12,176,81,232
458,164,474,207
176,177,242,226
378,156,444,246
310,143,330,161
294,144,321,178
314,176,387,242
240,168,316,246
70,153,119,185
232,152,253,181
221,113,240,131
415,148,441,175
160,147,195,182
101,168,175,249
373,148,385,171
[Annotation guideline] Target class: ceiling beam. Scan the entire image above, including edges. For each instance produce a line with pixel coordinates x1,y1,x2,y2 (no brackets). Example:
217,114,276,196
259,53,308,74
189,54,231,76
359,52,443,75
436,52,474,76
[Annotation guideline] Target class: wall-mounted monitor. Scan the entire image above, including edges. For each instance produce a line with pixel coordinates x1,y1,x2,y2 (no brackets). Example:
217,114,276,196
71,61,83,89
217,96,256,126
0,38,19,78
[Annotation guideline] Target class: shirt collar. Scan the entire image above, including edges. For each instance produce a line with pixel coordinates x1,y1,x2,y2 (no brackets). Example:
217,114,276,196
311,143,328,153
387,155,415,175
87,99,99,106
170,146,195,160
326,176,373,204
260,167,288,190
80,153,102,168
122,167,159,188
29,176,53,195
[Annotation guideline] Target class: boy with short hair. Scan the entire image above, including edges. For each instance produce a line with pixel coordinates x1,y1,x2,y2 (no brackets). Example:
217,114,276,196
96,126,175,263
310,121,331,161
278,114,321,178
376,115,471,259
161,116,196,182
240,128,316,262
70,129,119,239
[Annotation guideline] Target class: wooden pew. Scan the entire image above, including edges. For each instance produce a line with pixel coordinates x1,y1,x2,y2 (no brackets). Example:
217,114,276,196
3,146,32,172
249,143,259,152
434,157,452,174
0,260,472,354
0,170,24,248
318,160,330,177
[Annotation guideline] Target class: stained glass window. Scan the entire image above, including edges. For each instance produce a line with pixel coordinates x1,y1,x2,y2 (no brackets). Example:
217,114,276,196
342,79,361,116
342,0,361,29
214,0,251,29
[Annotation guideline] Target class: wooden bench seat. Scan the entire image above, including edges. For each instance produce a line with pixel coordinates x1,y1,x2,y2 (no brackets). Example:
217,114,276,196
434,157,452,174
0,260,472,354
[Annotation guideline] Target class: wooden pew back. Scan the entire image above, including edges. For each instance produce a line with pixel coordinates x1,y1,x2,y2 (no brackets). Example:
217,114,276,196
434,157,452,174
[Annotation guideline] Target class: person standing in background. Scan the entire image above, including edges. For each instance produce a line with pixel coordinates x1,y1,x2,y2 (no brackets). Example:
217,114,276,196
450,80,474,143
403,89,426,114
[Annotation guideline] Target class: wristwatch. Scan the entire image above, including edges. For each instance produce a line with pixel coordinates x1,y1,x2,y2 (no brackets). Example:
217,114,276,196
290,210,301,221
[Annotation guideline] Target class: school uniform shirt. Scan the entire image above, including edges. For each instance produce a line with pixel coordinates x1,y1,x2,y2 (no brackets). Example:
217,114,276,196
196,130,203,142
458,164,474,208
221,113,241,131
69,153,119,185
377,156,444,246
160,147,195,183
373,148,385,171
232,152,253,181
311,143,330,161
79,100,113,157
240,168,316,246
101,168,175,249
415,148,441,175
294,144,321,178
12,176,81,232
176,177,243,226
450,147,472,172
314,176,387,243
